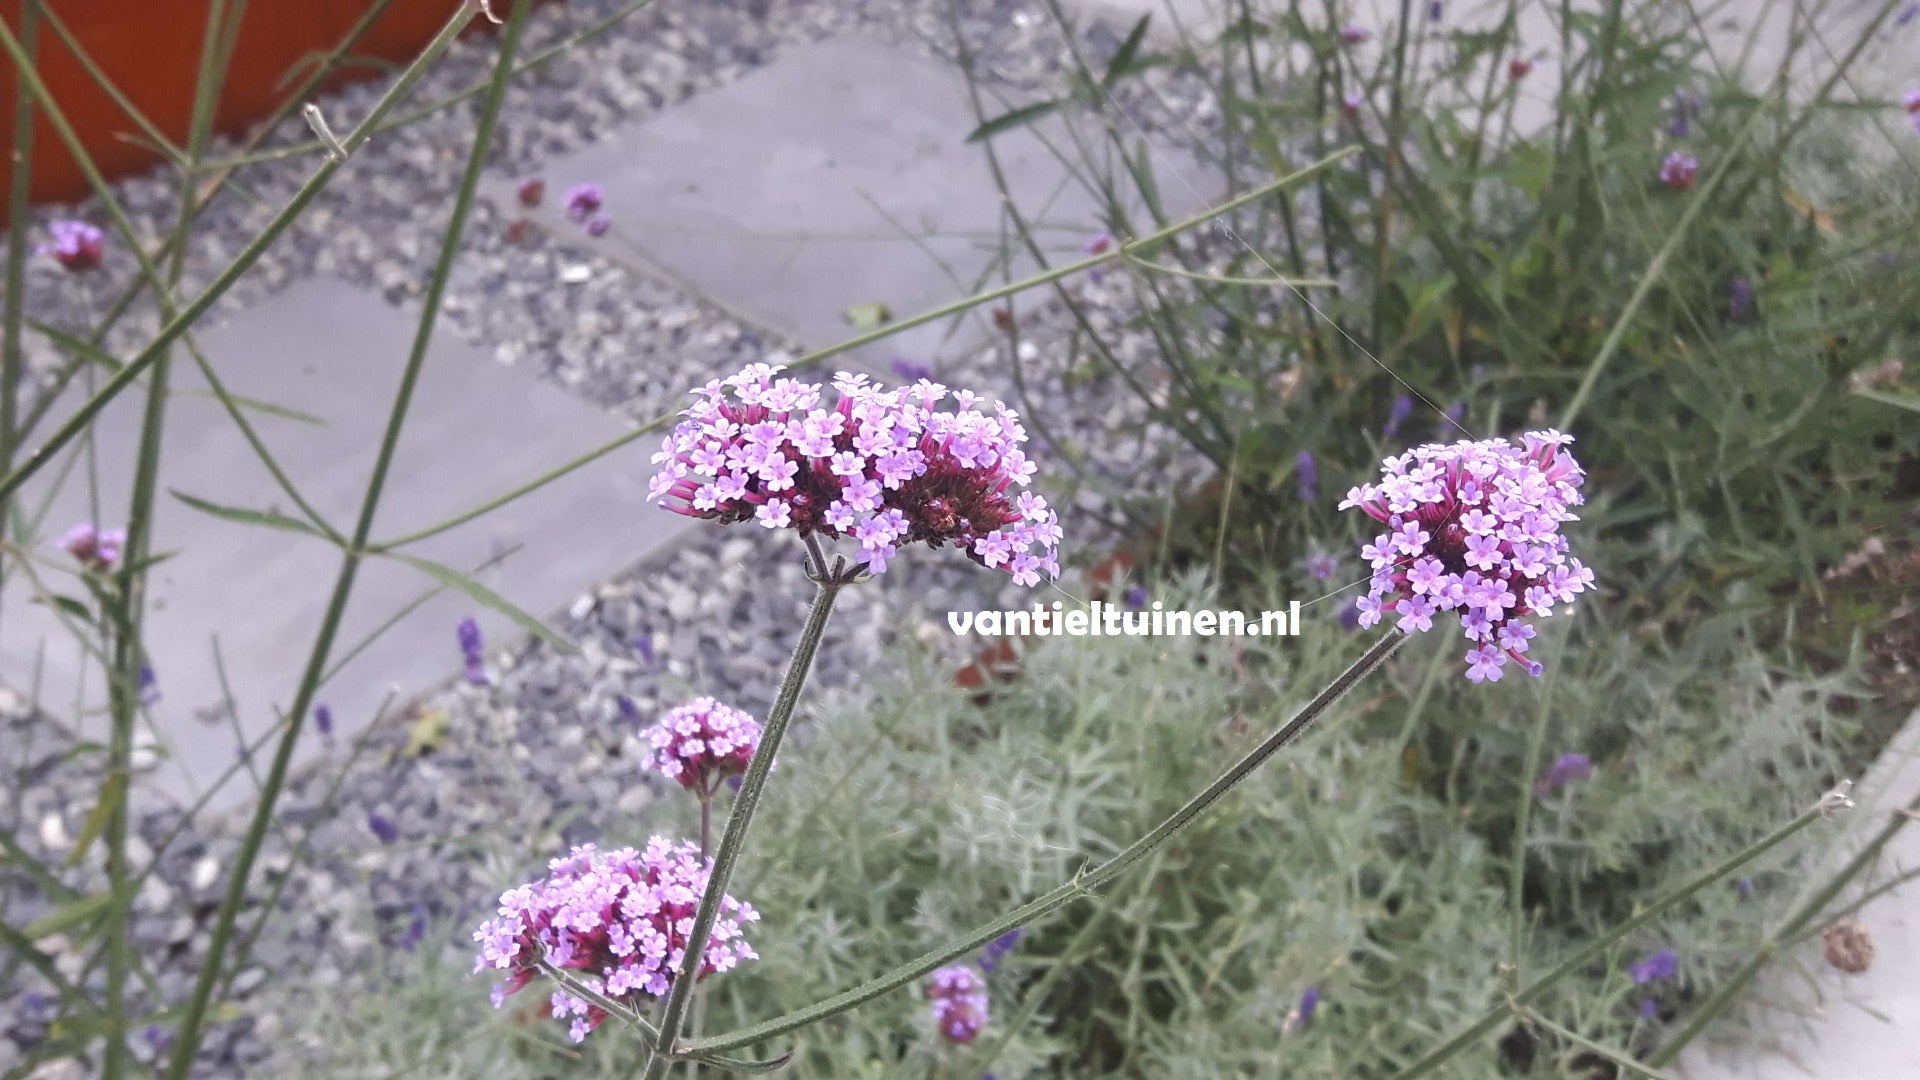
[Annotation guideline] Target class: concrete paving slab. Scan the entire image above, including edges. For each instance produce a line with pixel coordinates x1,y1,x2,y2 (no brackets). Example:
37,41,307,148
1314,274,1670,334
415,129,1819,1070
485,35,1215,381
1674,706,1920,1080
0,277,688,812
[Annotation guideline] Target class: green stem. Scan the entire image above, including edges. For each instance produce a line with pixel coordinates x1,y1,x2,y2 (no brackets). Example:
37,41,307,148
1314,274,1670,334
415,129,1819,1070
1391,785,1850,1079
1646,790,1920,1067
161,4,525,1074
683,630,1408,1057
0,3,480,508
0,0,38,550
644,543,850,1076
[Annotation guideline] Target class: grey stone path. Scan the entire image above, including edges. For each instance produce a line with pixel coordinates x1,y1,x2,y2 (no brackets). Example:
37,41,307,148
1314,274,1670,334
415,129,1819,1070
486,35,1209,379
0,277,684,810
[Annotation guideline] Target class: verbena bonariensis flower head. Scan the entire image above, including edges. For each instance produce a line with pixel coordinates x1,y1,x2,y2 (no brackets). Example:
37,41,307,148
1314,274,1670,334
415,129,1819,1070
927,964,989,1044
1339,430,1591,682
473,839,759,1043
40,220,104,272
650,363,1061,583
1659,151,1699,191
61,522,125,568
564,182,603,222
643,696,762,794
1338,23,1370,44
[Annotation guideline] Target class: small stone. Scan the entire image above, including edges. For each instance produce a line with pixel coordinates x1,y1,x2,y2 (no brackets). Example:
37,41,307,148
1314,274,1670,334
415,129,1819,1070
190,855,220,892
38,812,71,851
559,263,593,284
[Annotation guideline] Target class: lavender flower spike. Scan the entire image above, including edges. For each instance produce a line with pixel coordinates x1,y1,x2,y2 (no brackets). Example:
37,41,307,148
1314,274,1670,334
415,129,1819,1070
649,362,1061,583
1340,430,1591,681
1629,947,1679,984
1296,450,1319,502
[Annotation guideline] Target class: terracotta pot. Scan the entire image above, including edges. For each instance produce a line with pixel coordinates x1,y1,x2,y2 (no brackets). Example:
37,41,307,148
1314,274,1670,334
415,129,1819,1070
0,1,494,221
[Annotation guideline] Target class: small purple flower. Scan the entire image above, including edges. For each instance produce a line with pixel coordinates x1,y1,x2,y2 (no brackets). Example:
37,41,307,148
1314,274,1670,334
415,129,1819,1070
1382,394,1414,439
616,694,640,723
141,1025,174,1054
1728,275,1754,322
1736,877,1754,899
1338,24,1370,45
314,704,333,737
1628,948,1678,984
516,177,545,207
1905,88,1920,113
1299,986,1320,1027
368,813,400,845
634,634,656,666
1638,997,1659,1019
1123,584,1149,609
585,214,610,237
1669,89,1701,138
1428,1,1443,20
1084,231,1114,256
1533,751,1593,795
1304,551,1339,580
61,522,126,569
890,356,934,383
1659,152,1699,192
1338,599,1363,631
39,219,104,272
137,664,160,707
978,928,1023,973
928,964,990,1044
1296,450,1318,502
564,182,603,222
457,617,488,685
1899,2,1918,26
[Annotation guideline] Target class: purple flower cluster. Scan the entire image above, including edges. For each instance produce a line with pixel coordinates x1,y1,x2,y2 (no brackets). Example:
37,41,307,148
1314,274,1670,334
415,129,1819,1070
1659,151,1699,191
642,697,763,794
40,220,104,273
473,840,760,1043
650,363,1061,582
563,181,611,237
1340,430,1592,681
1629,947,1678,984
61,522,125,569
1905,87,1920,135
457,617,487,686
927,964,990,1044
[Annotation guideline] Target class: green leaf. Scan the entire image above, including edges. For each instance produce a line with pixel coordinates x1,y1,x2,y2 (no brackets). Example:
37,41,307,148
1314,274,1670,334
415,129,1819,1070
1852,387,1920,414
841,302,892,330
1103,14,1153,88
21,891,113,941
63,779,121,870
170,490,325,538
387,552,576,654
178,388,327,426
687,1047,798,1075
30,593,93,622
964,98,1065,143
27,318,123,373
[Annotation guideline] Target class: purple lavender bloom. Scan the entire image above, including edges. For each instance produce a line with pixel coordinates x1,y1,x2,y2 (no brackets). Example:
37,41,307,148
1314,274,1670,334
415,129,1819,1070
1299,986,1321,1027
1668,89,1701,138
1123,584,1149,609
1428,1,1443,20
1296,450,1318,502
634,634,656,666
1736,877,1754,898
585,214,610,237
400,902,429,952
564,182,604,223
1383,394,1414,438
137,664,160,707
1900,2,1918,25
1628,948,1679,984
726,774,744,793
314,704,333,737
978,928,1024,973
890,356,934,383
464,656,490,687
1533,751,1593,795
1441,401,1467,432
1728,275,1754,322
457,617,483,657
1304,551,1339,580
368,813,400,845
1639,997,1659,1019
141,1025,175,1054
1338,600,1362,631
617,694,640,722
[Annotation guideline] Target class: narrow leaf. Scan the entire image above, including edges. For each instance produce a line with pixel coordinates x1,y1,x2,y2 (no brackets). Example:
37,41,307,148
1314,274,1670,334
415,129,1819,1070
30,594,93,622
21,891,113,941
964,98,1064,143
177,389,327,426
63,779,120,869
1103,14,1153,87
388,553,575,653
687,1047,798,1074
171,490,325,538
